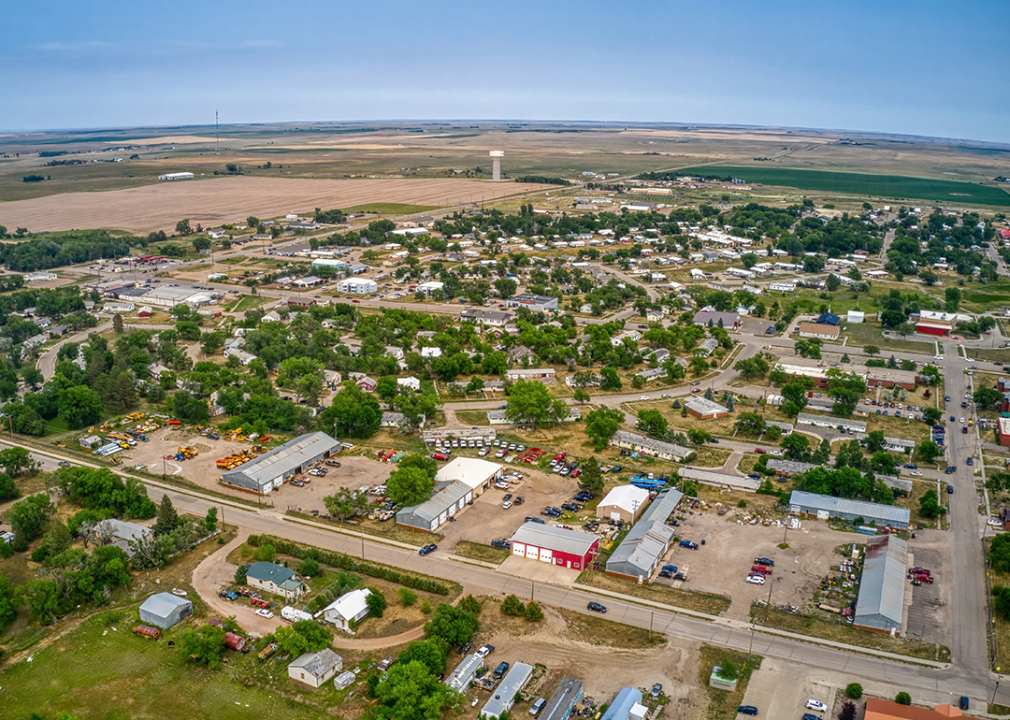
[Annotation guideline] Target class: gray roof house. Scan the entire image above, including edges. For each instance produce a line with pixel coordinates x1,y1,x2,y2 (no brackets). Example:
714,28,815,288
609,431,693,462
221,432,341,493
788,490,909,529
606,488,684,580
288,648,344,688
445,652,485,693
543,678,585,720
99,518,152,553
853,535,908,634
246,561,305,598
139,592,193,629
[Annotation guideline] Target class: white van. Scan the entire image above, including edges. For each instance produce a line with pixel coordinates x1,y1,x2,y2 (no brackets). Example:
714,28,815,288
530,698,546,716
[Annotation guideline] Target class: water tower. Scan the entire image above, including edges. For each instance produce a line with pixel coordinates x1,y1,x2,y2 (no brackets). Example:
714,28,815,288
490,150,504,181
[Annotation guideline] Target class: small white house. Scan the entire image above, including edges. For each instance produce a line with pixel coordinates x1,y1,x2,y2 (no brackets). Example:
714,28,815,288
397,376,421,392
847,310,865,324
322,589,372,633
420,346,442,358
288,648,343,688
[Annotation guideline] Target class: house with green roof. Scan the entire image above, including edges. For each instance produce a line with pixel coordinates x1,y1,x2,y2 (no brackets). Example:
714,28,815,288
246,561,305,599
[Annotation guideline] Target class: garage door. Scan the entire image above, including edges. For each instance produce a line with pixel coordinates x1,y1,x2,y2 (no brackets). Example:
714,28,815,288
512,543,526,557
526,545,539,560
438,511,447,526
539,548,552,564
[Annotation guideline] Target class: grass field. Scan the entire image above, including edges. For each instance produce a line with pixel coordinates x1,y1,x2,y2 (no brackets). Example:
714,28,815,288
676,166,1010,207
343,203,436,215
842,322,936,354
699,644,762,720
577,569,731,616
453,540,510,564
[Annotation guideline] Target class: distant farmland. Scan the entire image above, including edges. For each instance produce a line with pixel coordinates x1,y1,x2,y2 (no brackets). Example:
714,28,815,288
677,166,1010,207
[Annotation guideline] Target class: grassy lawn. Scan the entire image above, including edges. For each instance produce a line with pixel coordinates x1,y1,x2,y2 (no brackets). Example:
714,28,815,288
988,538,1010,671
344,203,437,214
287,510,436,547
454,410,490,426
558,608,666,648
859,413,931,444
752,605,951,661
736,454,761,475
902,478,947,531
577,568,731,616
688,447,732,468
675,166,1010,207
967,347,1010,362
698,643,762,720
231,294,266,313
842,321,936,354
0,611,359,720
453,540,510,564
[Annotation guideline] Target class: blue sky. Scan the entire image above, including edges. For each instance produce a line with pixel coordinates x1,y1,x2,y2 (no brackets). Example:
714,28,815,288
4,0,1009,143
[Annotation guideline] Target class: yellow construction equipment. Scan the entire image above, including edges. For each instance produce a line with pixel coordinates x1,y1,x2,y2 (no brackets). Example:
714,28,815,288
176,446,198,460
215,450,256,469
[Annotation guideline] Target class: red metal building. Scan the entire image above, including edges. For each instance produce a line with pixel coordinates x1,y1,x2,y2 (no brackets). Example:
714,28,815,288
510,522,599,571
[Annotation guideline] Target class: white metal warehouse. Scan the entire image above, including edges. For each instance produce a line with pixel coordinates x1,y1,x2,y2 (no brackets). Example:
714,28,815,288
606,488,684,580
396,481,472,532
433,457,503,495
221,432,341,493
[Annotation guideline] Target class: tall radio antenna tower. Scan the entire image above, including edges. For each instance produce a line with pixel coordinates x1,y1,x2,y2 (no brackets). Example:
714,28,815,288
215,111,220,155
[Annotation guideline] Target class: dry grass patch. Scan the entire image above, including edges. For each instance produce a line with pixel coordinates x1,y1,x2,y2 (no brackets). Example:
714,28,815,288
698,644,762,720
453,540,510,565
558,608,666,649
577,568,731,616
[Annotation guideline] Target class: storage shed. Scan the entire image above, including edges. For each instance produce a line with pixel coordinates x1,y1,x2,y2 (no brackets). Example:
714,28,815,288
222,432,341,494
139,592,193,629
606,488,683,580
396,480,473,533
788,490,909,529
509,523,599,571
853,535,908,634
597,485,650,523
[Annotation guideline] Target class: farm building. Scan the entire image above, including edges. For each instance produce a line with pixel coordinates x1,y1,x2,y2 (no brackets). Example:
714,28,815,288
434,457,503,496
609,431,693,462
796,413,866,433
158,172,194,181
685,397,730,420
245,561,305,599
606,488,684,581
601,688,647,720
396,481,473,533
322,588,372,633
288,648,343,688
788,490,909,529
506,293,559,312
797,322,840,340
853,535,908,634
139,592,193,630
542,678,585,720
597,485,650,523
481,662,534,718
221,432,341,493
446,653,485,693
336,278,377,294
509,522,600,570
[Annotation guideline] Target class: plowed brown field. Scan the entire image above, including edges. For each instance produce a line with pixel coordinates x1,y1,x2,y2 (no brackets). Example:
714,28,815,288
0,176,541,234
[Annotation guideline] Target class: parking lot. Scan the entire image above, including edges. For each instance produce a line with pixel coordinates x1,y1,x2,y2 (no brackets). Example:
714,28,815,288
902,536,951,645
740,659,838,720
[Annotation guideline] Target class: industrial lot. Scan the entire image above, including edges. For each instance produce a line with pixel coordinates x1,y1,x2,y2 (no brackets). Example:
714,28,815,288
2,125,1010,720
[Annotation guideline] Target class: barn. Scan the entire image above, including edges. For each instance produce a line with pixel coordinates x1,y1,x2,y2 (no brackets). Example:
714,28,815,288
509,522,599,571
139,592,193,629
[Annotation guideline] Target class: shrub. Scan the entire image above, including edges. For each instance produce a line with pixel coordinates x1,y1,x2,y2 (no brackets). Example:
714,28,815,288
365,588,387,619
839,700,857,720
895,692,911,705
501,594,526,616
297,558,320,577
459,594,482,615
398,588,418,606
525,602,544,622
234,565,247,584
845,683,863,699
421,600,432,614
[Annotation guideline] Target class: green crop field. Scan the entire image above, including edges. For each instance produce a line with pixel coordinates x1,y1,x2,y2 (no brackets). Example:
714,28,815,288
676,166,1010,207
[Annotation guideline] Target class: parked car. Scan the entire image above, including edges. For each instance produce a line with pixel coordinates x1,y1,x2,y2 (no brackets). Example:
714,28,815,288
754,448,766,454
960,697,969,710
457,641,473,656
525,516,546,524
562,503,581,512
574,491,594,502
255,608,274,618
530,698,546,716
663,565,678,573
475,644,495,658
651,683,662,699
418,544,438,556
806,700,828,712
514,496,524,505
803,715,821,720
967,457,974,466
738,706,758,716
587,602,607,613
493,662,510,679
948,485,954,494
491,539,511,549
679,540,699,550
502,501,513,509
745,574,765,585
946,466,957,474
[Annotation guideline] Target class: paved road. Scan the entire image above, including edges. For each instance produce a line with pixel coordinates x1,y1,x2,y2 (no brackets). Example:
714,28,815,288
37,322,176,380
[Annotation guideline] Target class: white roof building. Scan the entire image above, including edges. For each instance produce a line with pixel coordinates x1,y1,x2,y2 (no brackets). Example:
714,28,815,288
322,588,373,633
434,457,503,493
597,485,650,523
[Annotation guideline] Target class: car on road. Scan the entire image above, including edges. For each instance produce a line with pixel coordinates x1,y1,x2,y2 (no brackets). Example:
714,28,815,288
587,601,607,613
640,396,649,400
58,460,71,467
910,471,923,477
754,557,774,566
950,416,956,422
960,417,965,423
960,697,969,710
945,395,951,402
475,644,495,658
352,299,360,303
754,448,766,454
806,700,828,712
946,466,957,474
967,457,974,466
948,485,954,494
255,608,274,619
745,575,765,585
737,706,758,716
904,463,917,469
418,544,437,556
